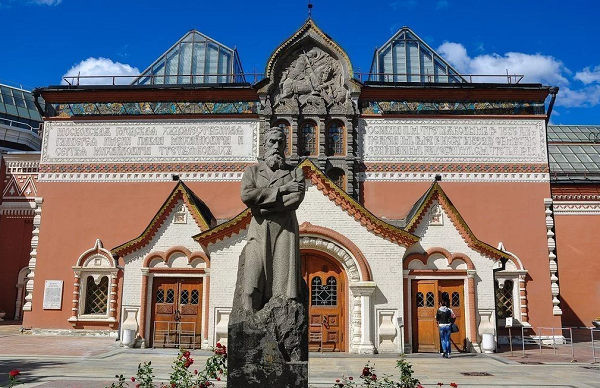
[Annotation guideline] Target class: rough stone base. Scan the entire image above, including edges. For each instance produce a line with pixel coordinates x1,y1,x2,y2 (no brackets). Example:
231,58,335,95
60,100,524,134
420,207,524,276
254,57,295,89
227,295,308,388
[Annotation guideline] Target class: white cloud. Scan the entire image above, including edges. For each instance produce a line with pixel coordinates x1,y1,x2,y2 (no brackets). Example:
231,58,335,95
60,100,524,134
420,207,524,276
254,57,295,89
574,66,600,85
556,86,600,108
437,42,569,85
30,0,62,5
61,57,140,86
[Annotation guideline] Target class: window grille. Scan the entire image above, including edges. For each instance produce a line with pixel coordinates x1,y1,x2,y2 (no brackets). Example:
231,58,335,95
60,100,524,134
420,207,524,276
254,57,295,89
326,122,344,155
452,292,460,307
311,276,337,306
275,121,291,156
180,290,189,305
300,122,317,156
426,292,435,307
495,280,514,318
84,276,109,314
191,290,200,305
157,289,165,303
166,289,175,304
416,292,424,307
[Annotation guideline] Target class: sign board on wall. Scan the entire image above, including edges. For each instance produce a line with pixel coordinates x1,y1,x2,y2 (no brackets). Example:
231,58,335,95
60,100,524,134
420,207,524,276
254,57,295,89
359,118,547,163
41,120,259,164
42,280,63,309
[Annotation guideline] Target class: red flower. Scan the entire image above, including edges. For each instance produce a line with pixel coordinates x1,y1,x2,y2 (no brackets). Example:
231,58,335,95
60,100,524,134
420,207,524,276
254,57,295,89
437,384,444,387
371,374,377,381
183,350,191,358
362,367,371,376
348,376,353,380
194,369,198,375
217,377,221,381
336,379,340,383
216,342,222,348
131,377,136,382
450,384,458,388
9,370,20,378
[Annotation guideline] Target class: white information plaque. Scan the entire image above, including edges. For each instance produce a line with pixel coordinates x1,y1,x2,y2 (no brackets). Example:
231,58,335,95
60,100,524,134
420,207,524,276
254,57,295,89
43,280,63,310
359,118,547,163
41,120,259,164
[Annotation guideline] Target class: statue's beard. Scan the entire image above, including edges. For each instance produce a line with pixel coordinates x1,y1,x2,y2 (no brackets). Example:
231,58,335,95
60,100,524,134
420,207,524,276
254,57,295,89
265,148,285,170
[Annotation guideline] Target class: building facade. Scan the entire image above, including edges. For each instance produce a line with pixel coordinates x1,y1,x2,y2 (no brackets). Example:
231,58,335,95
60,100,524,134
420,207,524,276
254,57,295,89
2,20,596,353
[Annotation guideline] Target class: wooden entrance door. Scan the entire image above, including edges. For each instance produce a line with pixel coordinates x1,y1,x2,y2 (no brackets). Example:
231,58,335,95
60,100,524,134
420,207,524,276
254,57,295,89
302,253,346,352
412,279,466,353
151,277,203,348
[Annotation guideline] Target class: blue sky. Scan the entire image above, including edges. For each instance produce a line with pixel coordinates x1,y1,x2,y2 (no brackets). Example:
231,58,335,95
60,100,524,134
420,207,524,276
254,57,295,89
2,0,600,124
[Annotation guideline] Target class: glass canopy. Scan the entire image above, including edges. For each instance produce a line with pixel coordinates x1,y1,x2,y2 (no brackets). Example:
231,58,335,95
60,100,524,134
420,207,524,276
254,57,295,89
133,30,245,85
0,83,43,131
369,27,465,83
547,125,600,180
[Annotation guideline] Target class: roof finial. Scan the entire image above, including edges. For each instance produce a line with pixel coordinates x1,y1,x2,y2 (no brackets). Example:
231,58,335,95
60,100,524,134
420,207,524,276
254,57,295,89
308,0,313,19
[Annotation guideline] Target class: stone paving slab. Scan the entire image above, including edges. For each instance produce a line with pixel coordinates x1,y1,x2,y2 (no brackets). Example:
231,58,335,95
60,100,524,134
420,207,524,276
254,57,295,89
0,329,598,388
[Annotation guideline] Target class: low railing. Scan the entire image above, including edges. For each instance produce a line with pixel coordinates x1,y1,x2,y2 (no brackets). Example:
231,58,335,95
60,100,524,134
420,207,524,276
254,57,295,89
62,71,526,86
0,117,40,134
152,321,197,349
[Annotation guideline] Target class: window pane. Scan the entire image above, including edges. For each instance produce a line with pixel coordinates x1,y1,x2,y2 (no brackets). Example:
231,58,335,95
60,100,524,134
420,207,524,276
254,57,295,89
452,292,460,307
300,122,317,156
166,289,175,304
327,122,344,155
426,292,435,307
191,290,200,305
180,290,189,305
156,289,164,303
416,292,424,307
84,276,109,314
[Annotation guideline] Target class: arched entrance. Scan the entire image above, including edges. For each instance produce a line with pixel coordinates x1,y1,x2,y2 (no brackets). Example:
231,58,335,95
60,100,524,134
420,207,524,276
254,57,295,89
301,251,346,352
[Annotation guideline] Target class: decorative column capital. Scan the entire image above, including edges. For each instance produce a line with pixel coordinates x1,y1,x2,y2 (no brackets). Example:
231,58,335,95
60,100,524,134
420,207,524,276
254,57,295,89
467,270,477,278
349,281,376,296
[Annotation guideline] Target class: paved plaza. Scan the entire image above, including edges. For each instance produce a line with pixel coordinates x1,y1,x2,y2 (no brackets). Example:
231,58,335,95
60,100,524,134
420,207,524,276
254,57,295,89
0,324,598,388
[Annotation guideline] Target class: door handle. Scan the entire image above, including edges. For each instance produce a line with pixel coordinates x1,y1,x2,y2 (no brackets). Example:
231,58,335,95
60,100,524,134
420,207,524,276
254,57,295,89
174,309,181,322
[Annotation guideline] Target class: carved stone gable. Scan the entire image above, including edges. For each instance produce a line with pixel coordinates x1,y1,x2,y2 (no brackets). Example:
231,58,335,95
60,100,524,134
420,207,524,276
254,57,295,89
272,47,352,115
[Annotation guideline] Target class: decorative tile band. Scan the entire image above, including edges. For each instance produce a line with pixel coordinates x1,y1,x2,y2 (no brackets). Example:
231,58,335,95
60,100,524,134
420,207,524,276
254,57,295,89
362,163,549,174
39,162,250,174
359,172,550,183
47,101,259,118
360,101,545,115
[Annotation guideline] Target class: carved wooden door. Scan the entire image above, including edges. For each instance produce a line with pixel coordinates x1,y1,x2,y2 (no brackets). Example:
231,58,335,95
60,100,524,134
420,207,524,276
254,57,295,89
438,280,466,352
302,253,346,352
412,280,439,352
412,279,466,353
151,278,203,347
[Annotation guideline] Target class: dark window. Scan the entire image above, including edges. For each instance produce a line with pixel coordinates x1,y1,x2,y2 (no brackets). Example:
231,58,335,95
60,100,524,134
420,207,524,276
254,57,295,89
300,121,317,156
156,289,165,303
191,290,200,305
495,280,513,319
452,292,460,307
166,289,175,304
327,168,346,190
426,292,435,307
180,290,189,305
84,276,109,314
311,276,337,306
274,120,291,156
326,122,344,155
416,292,424,307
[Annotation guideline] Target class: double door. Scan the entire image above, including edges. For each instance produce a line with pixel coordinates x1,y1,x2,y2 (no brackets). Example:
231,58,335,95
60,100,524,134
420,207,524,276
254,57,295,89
412,279,466,353
151,277,203,348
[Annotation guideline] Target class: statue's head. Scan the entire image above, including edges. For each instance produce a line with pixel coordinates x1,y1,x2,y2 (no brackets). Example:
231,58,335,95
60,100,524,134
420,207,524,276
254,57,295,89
264,126,287,170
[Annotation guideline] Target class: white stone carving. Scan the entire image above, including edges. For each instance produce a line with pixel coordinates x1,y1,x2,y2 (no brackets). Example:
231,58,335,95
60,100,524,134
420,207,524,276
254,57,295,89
430,203,443,225
214,308,231,347
23,197,42,312
359,118,547,163
377,310,398,353
544,198,562,315
299,236,361,281
38,171,246,183
41,120,259,164
553,201,600,215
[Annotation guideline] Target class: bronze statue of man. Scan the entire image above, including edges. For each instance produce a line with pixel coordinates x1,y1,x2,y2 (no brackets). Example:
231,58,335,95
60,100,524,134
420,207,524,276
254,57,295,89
239,126,305,312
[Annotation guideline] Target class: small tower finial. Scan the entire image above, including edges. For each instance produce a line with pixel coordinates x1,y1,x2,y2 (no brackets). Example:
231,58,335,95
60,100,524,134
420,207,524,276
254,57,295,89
308,0,313,19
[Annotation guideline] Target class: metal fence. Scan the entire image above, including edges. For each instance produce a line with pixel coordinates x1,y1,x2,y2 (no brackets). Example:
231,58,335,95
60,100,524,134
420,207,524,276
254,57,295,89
152,321,197,350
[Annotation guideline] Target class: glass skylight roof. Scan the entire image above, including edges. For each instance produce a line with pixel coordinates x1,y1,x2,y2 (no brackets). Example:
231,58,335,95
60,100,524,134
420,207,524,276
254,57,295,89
547,125,600,179
133,30,245,85
0,83,43,131
369,27,466,83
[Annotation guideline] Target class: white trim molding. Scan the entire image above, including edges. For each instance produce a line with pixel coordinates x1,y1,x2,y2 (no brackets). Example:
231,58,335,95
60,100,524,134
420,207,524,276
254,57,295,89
553,201,600,215
359,172,549,183
544,198,562,316
23,197,43,312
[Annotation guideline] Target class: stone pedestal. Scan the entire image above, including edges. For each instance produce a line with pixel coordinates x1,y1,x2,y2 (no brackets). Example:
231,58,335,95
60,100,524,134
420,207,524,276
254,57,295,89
227,295,308,388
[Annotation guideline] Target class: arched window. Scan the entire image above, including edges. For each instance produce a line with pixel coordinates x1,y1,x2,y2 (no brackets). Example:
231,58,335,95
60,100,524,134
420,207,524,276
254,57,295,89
326,121,344,156
156,289,165,303
84,276,109,314
166,289,175,304
180,290,189,305
416,292,424,307
191,290,200,305
300,121,317,156
274,120,291,156
426,292,435,307
327,168,346,190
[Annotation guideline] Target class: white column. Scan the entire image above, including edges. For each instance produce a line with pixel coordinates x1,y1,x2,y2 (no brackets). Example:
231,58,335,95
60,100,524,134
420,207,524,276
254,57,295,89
350,281,377,354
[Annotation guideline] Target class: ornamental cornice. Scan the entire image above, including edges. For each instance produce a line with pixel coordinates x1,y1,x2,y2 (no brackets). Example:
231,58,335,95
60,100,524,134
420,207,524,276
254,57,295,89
553,201,600,215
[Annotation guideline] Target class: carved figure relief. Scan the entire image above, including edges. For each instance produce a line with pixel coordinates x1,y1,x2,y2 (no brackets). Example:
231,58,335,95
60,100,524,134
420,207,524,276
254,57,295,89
430,203,443,226
272,47,352,115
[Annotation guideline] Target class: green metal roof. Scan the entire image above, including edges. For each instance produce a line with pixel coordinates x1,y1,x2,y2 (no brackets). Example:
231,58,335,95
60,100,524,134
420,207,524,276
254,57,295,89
547,125,600,182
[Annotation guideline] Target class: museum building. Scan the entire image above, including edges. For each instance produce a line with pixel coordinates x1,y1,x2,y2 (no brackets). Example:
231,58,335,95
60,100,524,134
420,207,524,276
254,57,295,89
1,19,598,354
